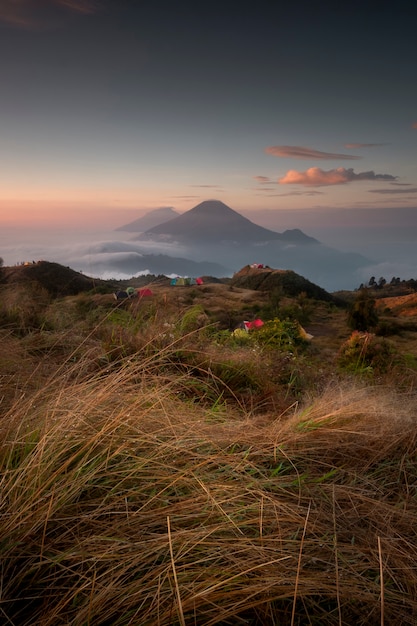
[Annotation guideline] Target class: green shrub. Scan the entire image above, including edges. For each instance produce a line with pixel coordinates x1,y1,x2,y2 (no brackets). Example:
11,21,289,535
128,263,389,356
255,318,309,351
337,331,395,375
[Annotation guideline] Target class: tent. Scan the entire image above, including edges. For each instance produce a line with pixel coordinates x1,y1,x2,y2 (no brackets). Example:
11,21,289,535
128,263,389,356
235,319,264,332
243,319,264,331
170,277,203,286
113,290,129,300
170,277,187,286
138,288,153,298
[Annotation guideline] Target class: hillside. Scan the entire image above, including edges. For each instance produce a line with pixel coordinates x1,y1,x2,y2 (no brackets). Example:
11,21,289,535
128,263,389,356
230,265,338,303
376,292,417,317
1,259,417,625
1,261,97,297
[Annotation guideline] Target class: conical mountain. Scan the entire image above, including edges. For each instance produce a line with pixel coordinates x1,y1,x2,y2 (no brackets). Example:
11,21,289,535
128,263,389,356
135,200,294,243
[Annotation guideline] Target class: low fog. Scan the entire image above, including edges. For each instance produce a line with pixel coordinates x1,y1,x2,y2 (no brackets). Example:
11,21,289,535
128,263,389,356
1,206,416,292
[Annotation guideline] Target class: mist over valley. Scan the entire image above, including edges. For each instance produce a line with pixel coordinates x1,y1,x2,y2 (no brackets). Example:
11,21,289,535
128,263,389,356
2,201,416,292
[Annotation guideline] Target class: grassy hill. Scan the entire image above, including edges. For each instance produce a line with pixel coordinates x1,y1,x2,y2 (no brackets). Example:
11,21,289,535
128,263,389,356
1,261,417,624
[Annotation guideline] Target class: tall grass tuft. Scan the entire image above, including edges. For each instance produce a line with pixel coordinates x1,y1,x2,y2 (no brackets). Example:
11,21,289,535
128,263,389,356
1,347,417,625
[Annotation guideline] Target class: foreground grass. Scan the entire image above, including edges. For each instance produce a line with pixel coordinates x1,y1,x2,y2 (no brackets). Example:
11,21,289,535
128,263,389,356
1,345,417,625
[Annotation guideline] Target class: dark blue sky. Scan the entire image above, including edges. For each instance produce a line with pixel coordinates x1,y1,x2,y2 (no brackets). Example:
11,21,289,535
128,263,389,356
0,0,416,226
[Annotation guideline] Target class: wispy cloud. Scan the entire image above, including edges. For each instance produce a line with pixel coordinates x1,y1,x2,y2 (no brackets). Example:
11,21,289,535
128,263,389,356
55,0,100,14
0,0,101,29
274,190,324,197
253,176,271,184
344,143,386,149
368,187,417,194
189,185,223,189
278,167,398,186
265,145,360,160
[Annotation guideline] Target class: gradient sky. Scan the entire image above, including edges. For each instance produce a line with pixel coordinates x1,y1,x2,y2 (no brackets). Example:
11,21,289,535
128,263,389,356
0,0,416,231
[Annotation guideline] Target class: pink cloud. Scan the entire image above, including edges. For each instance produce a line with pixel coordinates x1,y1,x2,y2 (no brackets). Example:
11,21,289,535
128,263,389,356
413,122,417,129
265,145,360,160
278,167,397,186
344,143,386,149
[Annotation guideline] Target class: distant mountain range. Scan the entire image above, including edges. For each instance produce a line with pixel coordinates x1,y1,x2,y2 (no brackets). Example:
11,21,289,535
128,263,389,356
131,200,318,245
114,199,371,291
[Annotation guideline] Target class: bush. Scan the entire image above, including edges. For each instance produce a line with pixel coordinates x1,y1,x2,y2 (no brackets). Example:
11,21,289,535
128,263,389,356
347,288,379,331
337,331,395,376
255,318,309,351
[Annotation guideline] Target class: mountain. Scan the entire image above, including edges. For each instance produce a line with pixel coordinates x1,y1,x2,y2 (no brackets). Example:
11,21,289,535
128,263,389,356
135,200,317,244
111,199,373,291
116,207,179,232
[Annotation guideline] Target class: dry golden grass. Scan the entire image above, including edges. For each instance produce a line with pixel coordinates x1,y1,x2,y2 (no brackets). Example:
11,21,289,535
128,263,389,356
1,347,417,625
1,278,417,624
376,292,417,317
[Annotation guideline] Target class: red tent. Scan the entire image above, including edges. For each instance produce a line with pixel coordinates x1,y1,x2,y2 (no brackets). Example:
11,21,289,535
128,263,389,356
138,288,153,298
243,319,264,330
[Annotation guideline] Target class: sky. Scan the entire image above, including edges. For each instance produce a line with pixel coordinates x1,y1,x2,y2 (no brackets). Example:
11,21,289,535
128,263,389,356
0,0,416,285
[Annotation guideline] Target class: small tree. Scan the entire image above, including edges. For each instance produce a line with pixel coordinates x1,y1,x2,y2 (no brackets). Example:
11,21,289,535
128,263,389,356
347,288,379,332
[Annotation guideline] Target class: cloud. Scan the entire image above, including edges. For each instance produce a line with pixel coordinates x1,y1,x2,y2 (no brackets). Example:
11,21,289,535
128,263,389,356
54,0,100,14
275,190,324,197
253,176,271,184
0,0,102,29
368,187,417,194
344,143,386,149
265,145,360,160
278,167,398,186
412,122,417,129
189,185,223,189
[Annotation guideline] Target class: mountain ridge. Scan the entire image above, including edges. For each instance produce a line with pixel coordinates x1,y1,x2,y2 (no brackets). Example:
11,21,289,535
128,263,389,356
134,200,319,245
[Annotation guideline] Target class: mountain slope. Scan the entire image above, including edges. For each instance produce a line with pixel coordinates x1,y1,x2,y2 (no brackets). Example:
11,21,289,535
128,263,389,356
115,207,179,233
116,207,179,232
